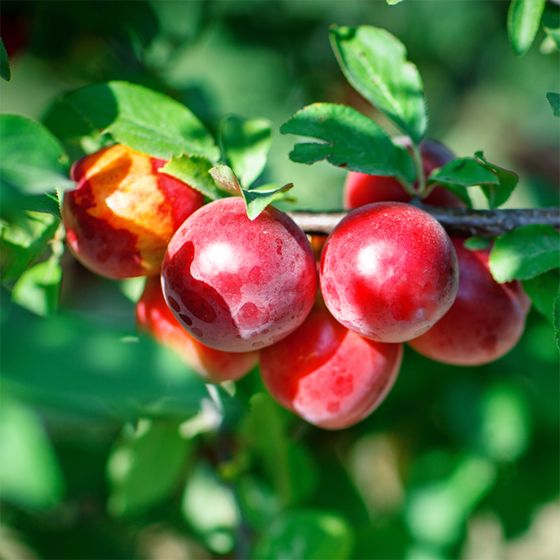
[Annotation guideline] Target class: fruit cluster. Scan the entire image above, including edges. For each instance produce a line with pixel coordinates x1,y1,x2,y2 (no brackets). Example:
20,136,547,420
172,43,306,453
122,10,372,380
63,143,530,430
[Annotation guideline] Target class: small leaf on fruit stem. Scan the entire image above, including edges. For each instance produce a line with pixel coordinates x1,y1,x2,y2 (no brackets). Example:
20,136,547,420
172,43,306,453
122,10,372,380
253,509,354,560
209,164,242,195
546,92,560,117
43,81,220,161
242,183,294,220
428,154,518,208
0,38,10,81
11,257,62,317
0,115,73,196
474,151,518,208
464,236,491,251
489,224,560,282
220,115,272,187
329,25,427,142
508,0,546,56
523,269,560,324
162,155,223,199
281,103,416,184
107,419,192,517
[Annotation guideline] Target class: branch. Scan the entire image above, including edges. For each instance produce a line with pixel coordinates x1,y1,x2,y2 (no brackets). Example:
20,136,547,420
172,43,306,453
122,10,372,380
288,206,560,237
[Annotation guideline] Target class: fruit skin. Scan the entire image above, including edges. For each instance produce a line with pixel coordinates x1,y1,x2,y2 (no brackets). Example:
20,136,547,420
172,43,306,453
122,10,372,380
409,238,530,365
320,202,459,343
260,304,403,430
63,144,204,279
344,139,464,209
137,277,257,383
162,197,317,353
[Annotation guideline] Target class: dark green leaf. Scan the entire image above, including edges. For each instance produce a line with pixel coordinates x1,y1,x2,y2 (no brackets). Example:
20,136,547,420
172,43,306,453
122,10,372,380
489,225,560,282
253,510,353,560
554,292,560,349
281,103,416,184
0,115,72,196
12,258,62,317
107,419,192,517
0,397,64,508
523,270,560,323
475,151,518,208
220,116,272,187
182,463,238,554
1,300,211,419
0,37,10,81
428,153,518,208
508,0,546,56
546,92,560,117
464,236,491,251
1,212,60,283
162,155,223,199
330,25,427,142
43,81,219,161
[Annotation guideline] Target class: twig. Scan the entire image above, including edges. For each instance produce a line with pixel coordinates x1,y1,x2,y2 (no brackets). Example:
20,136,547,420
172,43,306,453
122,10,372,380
288,206,560,237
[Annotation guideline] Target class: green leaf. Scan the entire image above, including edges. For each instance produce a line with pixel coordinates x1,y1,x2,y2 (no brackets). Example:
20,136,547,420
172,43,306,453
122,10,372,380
0,212,60,283
162,155,223,199
220,116,272,187
0,397,64,508
464,236,491,251
43,81,219,161
209,164,242,195
182,463,239,554
508,0,546,56
0,37,10,81
1,300,211,419
386,0,404,4
281,103,416,184
489,225,560,282
428,153,518,208
554,292,560,349
546,92,560,117
12,258,62,317
330,25,427,142
253,510,353,560
107,418,191,517
0,115,72,196
241,182,294,221
523,270,560,323
475,151,518,208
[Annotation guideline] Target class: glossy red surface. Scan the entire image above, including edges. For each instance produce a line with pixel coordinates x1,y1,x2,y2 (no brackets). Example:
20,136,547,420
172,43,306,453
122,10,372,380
320,202,459,343
162,197,317,352
409,238,530,365
260,305,403,429
137,277,257,382
344,139,464,209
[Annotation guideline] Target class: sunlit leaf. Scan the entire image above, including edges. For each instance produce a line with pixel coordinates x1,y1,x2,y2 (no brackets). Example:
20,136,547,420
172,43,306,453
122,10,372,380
330,25,427,142
508,0,546,56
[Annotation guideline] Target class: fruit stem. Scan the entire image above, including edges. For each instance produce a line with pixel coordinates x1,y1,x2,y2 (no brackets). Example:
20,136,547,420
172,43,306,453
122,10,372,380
411,142,426,196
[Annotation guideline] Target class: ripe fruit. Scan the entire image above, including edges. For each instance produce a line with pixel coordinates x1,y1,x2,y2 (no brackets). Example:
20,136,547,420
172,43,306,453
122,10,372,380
260,304,403,429
320,202,459,343
162,197,317,352
344,139,463,209
63,144,204,279
409,238,530,365
137,277,257,383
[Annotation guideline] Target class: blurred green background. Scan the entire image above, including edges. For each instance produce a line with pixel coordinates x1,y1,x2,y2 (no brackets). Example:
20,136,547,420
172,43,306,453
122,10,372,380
1,1,559,559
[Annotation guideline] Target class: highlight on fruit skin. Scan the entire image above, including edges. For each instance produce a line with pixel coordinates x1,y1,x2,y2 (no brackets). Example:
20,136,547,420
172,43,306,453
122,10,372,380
162,197,318,353
320,202,459,344
409,238,531,366
63,144,204,279
260,304,403,430
344,138,464,209
136,277,258,383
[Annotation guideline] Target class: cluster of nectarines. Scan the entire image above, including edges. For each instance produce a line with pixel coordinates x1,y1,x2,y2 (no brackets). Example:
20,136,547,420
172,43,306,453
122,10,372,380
62,142,529,429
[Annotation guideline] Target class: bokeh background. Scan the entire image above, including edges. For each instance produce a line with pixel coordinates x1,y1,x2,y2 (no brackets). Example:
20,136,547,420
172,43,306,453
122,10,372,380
1,1,559,559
